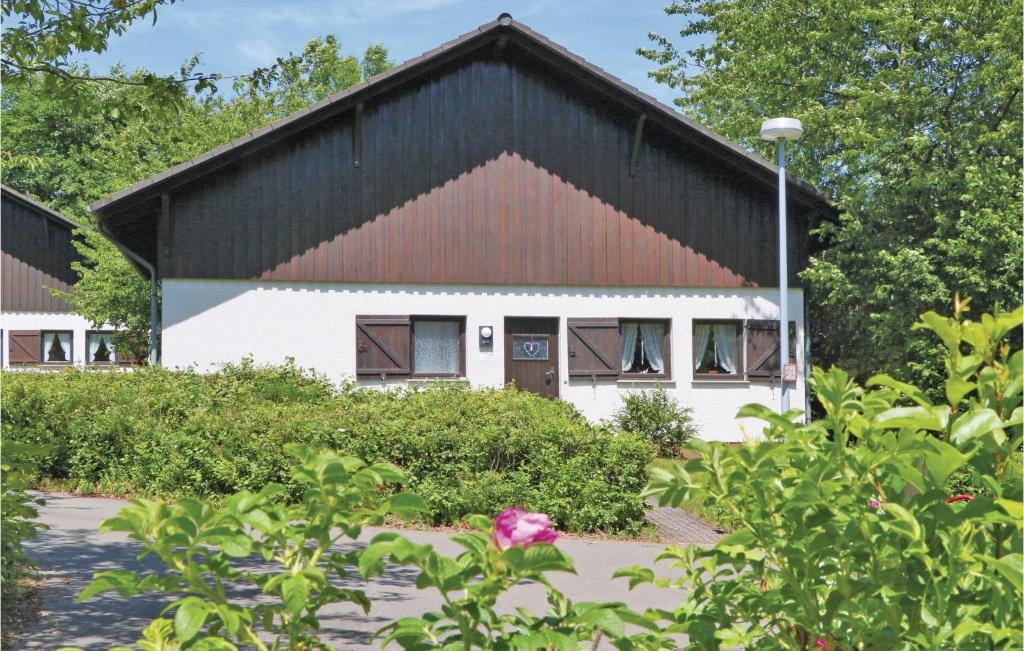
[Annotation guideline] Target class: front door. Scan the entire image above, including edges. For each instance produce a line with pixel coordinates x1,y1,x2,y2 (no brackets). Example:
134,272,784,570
505,318,559,398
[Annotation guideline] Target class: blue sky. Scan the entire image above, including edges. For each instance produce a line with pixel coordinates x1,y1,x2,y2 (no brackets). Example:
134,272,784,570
76,0,698,108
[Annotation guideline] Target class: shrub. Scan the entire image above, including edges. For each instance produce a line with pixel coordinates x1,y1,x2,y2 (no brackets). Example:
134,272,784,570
1,361,652,534
608,385,697,456
633,301,1023,648
0,440,46,597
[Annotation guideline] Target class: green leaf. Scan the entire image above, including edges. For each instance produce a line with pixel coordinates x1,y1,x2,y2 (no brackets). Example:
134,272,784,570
922,437,967,484
173,596,209,642
281,574,308,614
578,606,626,638
996,499,1023,520
874,406,947,431
950,409,1004,446
994,554,1023,591
386,492,427,517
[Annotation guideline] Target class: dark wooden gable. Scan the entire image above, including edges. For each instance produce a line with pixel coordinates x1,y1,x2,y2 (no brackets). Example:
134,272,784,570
1,187,81,312
94,19,832,289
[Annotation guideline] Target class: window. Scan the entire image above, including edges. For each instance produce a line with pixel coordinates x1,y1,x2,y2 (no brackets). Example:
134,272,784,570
620,321,669,378
87,331,115,364
567,318,671,379
693,320,742,379
411,317,464,377
512,335,549,360
41,330,72,364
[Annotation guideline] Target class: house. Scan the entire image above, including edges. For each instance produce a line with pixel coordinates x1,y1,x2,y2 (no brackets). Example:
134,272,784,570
1,185,122,367
90,15,833,440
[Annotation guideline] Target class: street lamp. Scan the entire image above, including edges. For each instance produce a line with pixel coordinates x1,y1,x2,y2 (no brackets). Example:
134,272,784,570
760,117,803,413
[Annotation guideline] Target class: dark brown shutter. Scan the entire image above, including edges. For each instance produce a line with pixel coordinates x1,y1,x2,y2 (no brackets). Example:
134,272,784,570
9,330,41,365
745,319,796,379
567,318,620,377
356,316,411,377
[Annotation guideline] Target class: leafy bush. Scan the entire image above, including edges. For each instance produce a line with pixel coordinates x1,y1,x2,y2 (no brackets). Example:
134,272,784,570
1,361,652,534
0,440,46,596
609,385,697,456
633,302,1023,648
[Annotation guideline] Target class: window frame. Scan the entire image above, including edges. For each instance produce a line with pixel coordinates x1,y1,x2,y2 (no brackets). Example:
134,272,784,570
618,319,672,380
40,330,73,365
409,316,466,379
85,330,116,366
692,319,744,381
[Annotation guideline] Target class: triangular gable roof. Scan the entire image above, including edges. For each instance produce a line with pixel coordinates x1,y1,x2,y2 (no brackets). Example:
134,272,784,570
2,184,82,230
90,13,832,219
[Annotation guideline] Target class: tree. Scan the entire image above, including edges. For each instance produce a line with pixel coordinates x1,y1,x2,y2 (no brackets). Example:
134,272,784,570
2,37,393,360
640,0,1022,392
1,0,221,112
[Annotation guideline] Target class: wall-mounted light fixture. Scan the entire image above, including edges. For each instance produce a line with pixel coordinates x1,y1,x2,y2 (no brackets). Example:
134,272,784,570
479,325,494,347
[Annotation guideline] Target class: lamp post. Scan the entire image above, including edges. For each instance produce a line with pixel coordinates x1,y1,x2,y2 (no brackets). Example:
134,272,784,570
759,117,803,413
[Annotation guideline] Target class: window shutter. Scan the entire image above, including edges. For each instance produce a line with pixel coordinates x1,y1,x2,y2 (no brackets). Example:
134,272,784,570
9,330,41,365
356,316,411,377
567,318,620,377
745,320,796,379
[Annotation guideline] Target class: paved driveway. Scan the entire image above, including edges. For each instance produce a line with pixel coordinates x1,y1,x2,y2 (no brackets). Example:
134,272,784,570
16,493,714,649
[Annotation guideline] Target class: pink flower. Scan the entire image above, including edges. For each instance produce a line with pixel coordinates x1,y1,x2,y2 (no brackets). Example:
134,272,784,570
492,507,558,550
815,637,829,649
868,498,881,509
946,493,974,504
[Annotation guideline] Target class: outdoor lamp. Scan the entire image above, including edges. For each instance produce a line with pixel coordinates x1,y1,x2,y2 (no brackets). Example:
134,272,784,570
479,326,494,347
759,117,803,414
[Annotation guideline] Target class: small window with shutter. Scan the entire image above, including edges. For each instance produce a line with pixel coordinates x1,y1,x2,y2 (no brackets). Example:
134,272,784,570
8,330,41,365
567,318,671,380
355,316,411,377
411,317,465,378
745,319,797,380
41,330,72,364
693,320,743,379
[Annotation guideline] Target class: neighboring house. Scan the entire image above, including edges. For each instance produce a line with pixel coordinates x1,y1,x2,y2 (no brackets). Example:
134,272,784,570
1,185,122,367
91,15,833,440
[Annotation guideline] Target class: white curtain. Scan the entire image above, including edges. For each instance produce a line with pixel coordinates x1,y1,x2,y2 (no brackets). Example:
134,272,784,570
639,323,665,373
89,333,113,362
713,324,737,374
620,323,639,372
693,324,712,370
413,321,460,373
43,332,70,362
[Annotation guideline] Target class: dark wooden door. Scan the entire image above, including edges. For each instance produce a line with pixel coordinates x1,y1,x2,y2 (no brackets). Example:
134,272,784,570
505,318,559,398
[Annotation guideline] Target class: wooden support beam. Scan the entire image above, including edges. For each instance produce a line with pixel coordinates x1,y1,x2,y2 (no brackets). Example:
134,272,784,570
494,34,509,53
629,113,646,177
353,102,364,168
159,193,172,260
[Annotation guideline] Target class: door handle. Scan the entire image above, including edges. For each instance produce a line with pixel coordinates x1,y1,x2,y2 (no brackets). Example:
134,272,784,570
545,367,555,381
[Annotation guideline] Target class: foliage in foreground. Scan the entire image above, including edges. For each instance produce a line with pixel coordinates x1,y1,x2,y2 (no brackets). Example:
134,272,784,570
0,440,46,598
608,385,697,456
1,374,652,534
630,301,1023,648
63,302,1023,650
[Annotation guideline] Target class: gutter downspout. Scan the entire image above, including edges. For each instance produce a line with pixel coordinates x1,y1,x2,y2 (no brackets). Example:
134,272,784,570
95,219,159,366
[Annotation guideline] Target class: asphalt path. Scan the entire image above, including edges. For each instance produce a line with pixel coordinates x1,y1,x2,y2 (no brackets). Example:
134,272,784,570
14,493,708,649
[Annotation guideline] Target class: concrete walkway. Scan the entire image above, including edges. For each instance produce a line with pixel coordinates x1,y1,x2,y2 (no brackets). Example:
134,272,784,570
15,493,719,649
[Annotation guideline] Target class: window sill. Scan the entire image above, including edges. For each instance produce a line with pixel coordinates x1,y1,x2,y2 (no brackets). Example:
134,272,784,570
617,378,674,385
408,377,469,384
691,377,750,385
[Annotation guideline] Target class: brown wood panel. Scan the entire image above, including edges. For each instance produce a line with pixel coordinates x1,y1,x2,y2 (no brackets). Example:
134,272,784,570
146,53,816,289
505,317,559,397
1,193,80,312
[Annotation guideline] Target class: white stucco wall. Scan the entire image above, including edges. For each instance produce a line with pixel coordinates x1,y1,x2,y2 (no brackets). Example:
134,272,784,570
1,311,96,367
163,280,806,441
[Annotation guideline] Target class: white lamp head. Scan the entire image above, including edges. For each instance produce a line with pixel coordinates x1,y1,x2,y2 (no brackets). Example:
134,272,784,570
760,117,803,142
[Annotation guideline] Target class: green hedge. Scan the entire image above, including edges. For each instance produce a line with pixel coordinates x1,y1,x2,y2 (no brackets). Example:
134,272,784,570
1,362,653,534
